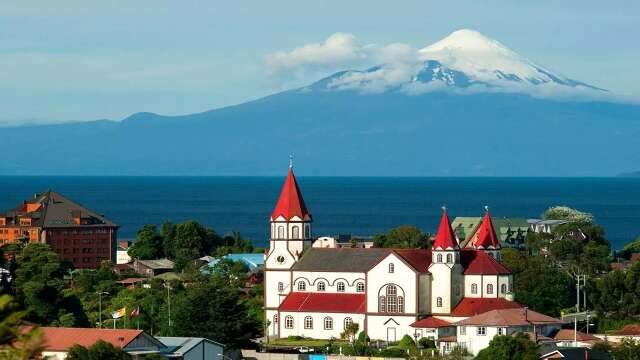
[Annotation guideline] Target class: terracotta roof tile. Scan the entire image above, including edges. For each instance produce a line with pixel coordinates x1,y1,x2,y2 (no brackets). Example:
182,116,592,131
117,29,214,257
279,292,365,313
451,297,522,317
460,249,511,275
553,329,601,342
611,323,640,336
411,317,452,328
455,308,562,327
39,327,144,351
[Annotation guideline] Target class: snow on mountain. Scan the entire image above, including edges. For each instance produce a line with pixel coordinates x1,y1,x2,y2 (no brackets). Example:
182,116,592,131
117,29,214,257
309,29,603,95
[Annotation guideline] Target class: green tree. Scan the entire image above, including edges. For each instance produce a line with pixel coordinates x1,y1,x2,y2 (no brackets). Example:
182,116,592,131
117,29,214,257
543,206,593,223
373,225,430,249
14,243,87,326
0,295,45,360
398,334,416,350
170,276,259,348
67,340,131,360
474,333,538,360
161,221,177,258
340,322,359,343
611,338,640,360
501,249,574,316
128,225,164,260
589,261,640,321
173,221,221,270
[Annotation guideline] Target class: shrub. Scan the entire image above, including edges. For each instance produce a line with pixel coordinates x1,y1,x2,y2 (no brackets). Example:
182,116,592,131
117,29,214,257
287,335,303,341
397,334,416,350
418,337,436,349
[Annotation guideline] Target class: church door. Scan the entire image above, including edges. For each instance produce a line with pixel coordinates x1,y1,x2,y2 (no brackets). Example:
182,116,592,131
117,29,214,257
387,327,396,343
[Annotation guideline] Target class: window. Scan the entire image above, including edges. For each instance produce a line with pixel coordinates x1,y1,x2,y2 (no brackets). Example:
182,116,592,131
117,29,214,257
317,281,326,291
278,282,284,292
387,295,398,313
292,226,300,239
487,284,493,295
304,316,313,329
436,297,443,307
285,316,294,329
389,263,395,273
437,254,443,263
337,282,345,292
477,327,486,336
356,282,365,293
500,284,507,294
304,225,310,239
324,317,333,330
277,226,284,239
446,254,452,263
298,281,306,291
471,283,478,294
497,327,503,335
273,314,278,323
386,285,397,296
379,285,404,313
344,317,353,330
398,296,404,313
378,296,386,312
459,326,466,335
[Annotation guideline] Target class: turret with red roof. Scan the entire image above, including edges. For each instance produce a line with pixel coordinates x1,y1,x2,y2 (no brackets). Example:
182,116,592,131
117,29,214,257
432,206,459,251
468,206,501,259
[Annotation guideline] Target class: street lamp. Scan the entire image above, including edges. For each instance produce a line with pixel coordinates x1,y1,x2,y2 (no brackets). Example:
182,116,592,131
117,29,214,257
97,291,109,328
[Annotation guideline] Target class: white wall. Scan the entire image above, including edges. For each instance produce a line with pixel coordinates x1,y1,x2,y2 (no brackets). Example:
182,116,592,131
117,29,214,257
292,271,365,293
367,254,417,314
265,270,291,308
366,315,417,341
278,312,364,339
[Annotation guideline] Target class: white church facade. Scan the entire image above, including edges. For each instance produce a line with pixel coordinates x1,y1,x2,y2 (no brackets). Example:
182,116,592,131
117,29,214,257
264,166,560,353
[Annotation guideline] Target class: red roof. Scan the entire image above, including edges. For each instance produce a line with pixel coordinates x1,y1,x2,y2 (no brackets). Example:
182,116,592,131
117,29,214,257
451,297,522,317
469,210,500,249
553,329,601,342
279,292,365,313
411,316,452,328
271,167,311,221
611,324,640,336
432,209,458,250
39,327,145,351
394,249,432,273
456,308,562,326
460,249,511,275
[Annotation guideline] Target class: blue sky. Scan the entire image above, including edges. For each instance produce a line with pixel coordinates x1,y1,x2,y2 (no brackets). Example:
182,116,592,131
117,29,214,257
1,0,638,125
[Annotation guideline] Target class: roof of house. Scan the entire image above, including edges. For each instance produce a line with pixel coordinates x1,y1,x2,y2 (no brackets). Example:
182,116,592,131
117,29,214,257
410,317,452,328
432,209,459,250
451,297,522,317
115,278,147,285
468,210,501,249
136,259,175,270
610,323,640,336
451,217,482,242
455,308,562,327
39,327,148,351
271,167,311,221
460,249,511,275
157,337,224,355
393,249,432,273
279,292,366,313
293,248,391,272
540,348,610,360
1,191,116,228
553,329,601,342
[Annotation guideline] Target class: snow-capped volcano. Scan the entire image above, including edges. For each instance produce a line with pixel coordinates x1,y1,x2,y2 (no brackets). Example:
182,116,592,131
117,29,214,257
311,29,602,94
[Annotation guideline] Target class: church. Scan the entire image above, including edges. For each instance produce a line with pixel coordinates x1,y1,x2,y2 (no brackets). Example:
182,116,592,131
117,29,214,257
264,166,521,344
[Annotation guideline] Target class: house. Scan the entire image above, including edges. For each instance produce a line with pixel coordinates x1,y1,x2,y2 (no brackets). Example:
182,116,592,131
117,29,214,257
263,166,548,356
451,308,563,355
453,216,529,248
117,240,133,264
552,329,602,348
605,323,640,343
157,337,224,360
133,258,175,277
37,327,165,359
312,235,375,249
528,219,568,234
0,191,118,269
539,347,610,360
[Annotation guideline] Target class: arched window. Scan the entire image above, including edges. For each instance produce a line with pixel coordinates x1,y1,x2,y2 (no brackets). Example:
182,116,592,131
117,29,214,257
277,226,284,239
378,296,386,312
389,263,395,273
297,281,306,291
379,285,404,313
317,281,326,291
324,317,333,330
471,283,478,294
304,225,310,239
487,284,494,294
304,316,313,329
273,314,278,323
344,317,353,330
292,226,300,239
500,284,507,294
356,282,365,293
337,282,345,292
446,254,453,263
437,297,443,307
387,285,397,296
278,282,284,292
285,316,294,329
437,254,443,263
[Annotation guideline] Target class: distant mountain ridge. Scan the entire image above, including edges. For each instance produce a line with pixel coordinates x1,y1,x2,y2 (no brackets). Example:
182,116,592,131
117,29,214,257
1,29,639,176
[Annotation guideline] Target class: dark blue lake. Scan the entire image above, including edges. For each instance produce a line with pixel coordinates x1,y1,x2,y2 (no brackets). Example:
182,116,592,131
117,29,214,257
1,177,639,249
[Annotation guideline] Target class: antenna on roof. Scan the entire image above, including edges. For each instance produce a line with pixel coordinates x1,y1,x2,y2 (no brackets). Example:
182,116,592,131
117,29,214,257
289,154,294,169
441,205,447,213
484,205,489,213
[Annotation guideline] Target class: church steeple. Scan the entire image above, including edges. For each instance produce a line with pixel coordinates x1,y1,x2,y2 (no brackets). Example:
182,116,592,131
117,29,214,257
469,206,501,260
271,166,311,222
432,207,459,250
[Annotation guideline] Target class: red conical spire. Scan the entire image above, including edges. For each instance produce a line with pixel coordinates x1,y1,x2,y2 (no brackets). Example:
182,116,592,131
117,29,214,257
474,207,500,249
271,165,311,221
432,207,458,250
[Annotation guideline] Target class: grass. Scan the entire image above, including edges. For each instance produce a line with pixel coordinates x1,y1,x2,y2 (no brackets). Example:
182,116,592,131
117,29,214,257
269,338,349,347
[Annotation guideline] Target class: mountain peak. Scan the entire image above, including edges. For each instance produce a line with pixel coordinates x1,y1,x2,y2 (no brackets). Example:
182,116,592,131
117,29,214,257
422,29,511,53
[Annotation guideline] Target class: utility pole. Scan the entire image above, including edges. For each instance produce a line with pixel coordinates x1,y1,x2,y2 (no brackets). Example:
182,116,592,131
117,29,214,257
97,291,109,328
165,283,172,335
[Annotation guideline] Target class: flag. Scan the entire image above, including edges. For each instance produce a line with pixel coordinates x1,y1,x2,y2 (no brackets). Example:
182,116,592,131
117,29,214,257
111,307,126,319
130,306,140,318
